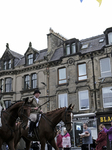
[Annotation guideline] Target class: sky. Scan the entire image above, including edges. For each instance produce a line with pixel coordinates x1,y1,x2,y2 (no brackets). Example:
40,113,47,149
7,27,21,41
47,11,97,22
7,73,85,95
0,0,112,57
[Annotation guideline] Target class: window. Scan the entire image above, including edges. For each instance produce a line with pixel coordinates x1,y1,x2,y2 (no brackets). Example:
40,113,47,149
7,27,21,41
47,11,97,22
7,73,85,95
4,61,7,70
31,73,37,89
28,54,33,65
66,45,70,55
100,58,111,77
72,43,76,54
24,75,30,89
108,32,112,45
81,44,89,49
5,78,12,92
4,100,11,109
1,79,4,93
8,60,11,69
58,93,68,108
79,90,89,110
58,68,67,84
102,87,112,108
78,63,87,81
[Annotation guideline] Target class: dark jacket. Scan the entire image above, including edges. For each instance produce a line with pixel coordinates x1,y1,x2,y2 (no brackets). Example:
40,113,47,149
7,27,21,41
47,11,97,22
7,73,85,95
96,130,107,150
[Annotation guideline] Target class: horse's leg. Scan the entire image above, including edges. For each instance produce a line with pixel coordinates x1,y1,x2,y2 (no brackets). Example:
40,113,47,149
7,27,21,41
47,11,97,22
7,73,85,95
40,138,46,150
22,137,31,150
49,139,59,150
8,140,15,150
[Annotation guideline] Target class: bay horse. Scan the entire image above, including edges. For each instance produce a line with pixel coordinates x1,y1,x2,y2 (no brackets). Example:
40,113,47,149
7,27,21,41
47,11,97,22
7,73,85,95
14,104,74,150
0,98,31,150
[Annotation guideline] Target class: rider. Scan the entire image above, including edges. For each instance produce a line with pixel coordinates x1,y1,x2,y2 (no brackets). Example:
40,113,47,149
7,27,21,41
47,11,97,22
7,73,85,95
0,87,6,127
28,88,41,137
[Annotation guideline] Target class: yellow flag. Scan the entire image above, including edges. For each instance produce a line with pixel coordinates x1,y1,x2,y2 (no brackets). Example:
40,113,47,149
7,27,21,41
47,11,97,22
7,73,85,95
96,0,102,6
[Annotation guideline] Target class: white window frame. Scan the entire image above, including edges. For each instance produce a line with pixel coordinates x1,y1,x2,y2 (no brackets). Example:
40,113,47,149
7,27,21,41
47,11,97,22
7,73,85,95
58,67,67,85
28,54,33,65
100,58,111,77
102,87,112,108
79,90,89,110
58,93,68,108
66,44,70,55
78,63,87,81
72,43,76,54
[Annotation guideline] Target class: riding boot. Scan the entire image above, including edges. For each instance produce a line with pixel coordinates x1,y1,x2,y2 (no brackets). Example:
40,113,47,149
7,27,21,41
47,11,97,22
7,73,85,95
28,121,35,137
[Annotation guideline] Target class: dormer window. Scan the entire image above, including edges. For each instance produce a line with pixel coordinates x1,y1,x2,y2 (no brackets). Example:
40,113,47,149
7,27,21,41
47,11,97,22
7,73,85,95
28,54,33,65
4,61,7,70
8,60,11,69
66,45,70,55
72,43,76,54
108,32,112,45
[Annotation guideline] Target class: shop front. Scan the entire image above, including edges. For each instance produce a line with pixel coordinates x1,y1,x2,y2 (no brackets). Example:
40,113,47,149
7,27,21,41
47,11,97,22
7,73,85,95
96,112,112,150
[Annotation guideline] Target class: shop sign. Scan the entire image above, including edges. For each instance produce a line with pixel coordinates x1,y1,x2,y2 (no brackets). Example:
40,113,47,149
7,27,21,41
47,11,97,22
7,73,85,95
100,116,112,123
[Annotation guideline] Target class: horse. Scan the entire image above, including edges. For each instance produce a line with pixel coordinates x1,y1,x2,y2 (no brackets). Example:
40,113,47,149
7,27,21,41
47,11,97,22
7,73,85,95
14,104,74,150
0,98,31,150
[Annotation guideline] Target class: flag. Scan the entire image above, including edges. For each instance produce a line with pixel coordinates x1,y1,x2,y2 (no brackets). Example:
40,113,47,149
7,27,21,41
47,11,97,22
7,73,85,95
80,0,83,2
96,0,102,6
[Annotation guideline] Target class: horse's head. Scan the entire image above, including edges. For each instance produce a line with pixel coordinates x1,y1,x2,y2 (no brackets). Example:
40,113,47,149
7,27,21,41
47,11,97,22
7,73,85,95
62,104,74,132
17,97,32,125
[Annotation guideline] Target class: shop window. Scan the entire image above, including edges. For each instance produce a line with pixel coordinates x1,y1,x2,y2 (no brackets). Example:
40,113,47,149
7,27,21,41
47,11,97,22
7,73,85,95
8,60,11,69
66,44,70,55
58,93,68,108
4,100,11,109
100,58,111,77
27,54,33,65
58,67,67,85
102,87,112,108
4,61,7,70
72,43,76,54
78,63,87,81
24,75,30,89
79,90,89,110
108,32,112,45
5,78,12,92
31,73,37,89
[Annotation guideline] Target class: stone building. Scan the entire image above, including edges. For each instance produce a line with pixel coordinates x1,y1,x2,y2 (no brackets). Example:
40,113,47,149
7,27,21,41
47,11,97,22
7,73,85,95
0,27,112,149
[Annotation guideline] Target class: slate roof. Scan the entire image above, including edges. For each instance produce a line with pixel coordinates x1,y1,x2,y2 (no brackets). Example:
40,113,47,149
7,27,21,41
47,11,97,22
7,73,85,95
50,47,63,61
16,57,25,66
9,49,23,59
35,49,47,61
80,34,105,54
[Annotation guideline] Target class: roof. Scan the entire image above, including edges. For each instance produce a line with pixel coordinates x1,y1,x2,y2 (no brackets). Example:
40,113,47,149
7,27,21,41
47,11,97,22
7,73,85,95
9,49,23,59
50,47,63,61
80,34,105,54
35,49,47,61
16,57,25,66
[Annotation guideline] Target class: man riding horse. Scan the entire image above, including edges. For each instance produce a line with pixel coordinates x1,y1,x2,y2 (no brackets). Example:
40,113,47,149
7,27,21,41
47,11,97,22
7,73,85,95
28,88,42,137
0,87,6,127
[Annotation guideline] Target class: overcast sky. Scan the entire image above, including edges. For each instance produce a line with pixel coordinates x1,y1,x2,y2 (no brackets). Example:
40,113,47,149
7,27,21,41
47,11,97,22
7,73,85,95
0,0,111,57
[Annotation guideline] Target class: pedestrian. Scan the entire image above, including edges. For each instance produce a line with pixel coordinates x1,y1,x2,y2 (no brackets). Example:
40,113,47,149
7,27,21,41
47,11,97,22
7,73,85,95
28,88,42,137
103,121,112,149
56,130,63,150
0,87,6,127
95,124,107,150
80,123,93,150
62,128,71,150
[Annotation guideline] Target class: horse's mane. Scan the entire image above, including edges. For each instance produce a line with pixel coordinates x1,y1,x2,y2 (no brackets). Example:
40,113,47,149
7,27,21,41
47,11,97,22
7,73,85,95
6,100,23,110
45,107,66,116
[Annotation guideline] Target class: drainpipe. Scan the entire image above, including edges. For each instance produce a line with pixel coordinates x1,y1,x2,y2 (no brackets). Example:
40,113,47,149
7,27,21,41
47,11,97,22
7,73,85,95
90,53,97,111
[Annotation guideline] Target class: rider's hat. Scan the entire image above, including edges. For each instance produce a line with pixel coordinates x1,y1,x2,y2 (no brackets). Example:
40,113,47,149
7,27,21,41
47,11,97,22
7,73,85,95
33,89,41,95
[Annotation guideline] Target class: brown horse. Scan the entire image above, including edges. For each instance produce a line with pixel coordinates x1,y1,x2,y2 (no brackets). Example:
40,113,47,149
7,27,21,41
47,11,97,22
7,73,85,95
0,99,31,150
14,104,74,150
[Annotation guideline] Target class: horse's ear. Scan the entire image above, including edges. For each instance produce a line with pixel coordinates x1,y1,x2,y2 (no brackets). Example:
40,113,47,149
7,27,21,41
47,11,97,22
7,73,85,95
67,104,72,110
24,97,29,104
71,104,75,109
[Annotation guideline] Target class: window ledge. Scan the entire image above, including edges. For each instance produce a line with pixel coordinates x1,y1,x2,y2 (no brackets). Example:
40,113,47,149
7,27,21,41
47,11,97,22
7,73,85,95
75,79,88,84
2,91,15,95
99,76,112,80
56,83,69,88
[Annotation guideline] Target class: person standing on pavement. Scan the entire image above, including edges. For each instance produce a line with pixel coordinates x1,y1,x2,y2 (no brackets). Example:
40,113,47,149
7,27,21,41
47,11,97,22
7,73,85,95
62,128,71,150
103,121,112,149
56,130,63,150
80,123,93,150
96,124,107,150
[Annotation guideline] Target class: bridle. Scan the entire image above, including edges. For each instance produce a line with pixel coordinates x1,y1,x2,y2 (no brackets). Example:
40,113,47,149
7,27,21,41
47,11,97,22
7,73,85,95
63,108,73,126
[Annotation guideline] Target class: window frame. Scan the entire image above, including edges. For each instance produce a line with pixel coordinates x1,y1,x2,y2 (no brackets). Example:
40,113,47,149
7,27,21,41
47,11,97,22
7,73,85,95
77,63,87,81
5,78,12,92
108,32,112,45
27,53,33,65
8,60,11,69
66,44,70,55
100,57,111,78
58,93,68,108
79,90,89,110
24,75,30,89
4,61,7,70
58,67,67,85
102,86,112,108
31,73,37,89
4,100,11,109
71,43,76,54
